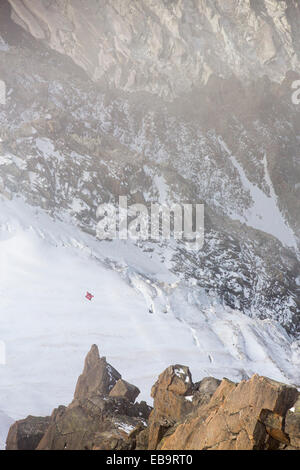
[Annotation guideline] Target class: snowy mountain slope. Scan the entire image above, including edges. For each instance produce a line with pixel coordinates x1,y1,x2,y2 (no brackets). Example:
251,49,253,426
0,411,13,450
0,23,299,334
0,197,299,448
218,137,297,249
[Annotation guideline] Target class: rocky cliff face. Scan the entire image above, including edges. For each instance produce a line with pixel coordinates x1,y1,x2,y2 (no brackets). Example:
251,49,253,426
7,0,300,99
5,345,300,450
158,372,298,450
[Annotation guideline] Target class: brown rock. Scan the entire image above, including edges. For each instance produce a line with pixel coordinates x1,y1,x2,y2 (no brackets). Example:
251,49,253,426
6,415,51,450
36,394,150,450
92,431,134,451
148,365,194,450
35,346,151,450
224,375,298,417
4,346,151,451
109,379,140,403
135,427,149,450
235,429,252,450
259,409,289,445
285,395,300,448
161,375,299,450
74,344,121,399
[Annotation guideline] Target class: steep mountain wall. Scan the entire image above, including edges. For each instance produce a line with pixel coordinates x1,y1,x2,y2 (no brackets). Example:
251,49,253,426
8,0,300,99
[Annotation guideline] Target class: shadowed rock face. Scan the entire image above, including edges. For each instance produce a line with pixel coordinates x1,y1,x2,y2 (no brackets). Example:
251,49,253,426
5,347,300,450
36,396,151,451
35,345,150,450
6,416,51,450
74,344,121,399
109,379,140,403
7,0,300,99
5,345,151,451
285,396,300,449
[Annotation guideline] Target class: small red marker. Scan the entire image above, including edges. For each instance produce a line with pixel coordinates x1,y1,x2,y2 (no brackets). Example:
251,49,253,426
86,292,94,301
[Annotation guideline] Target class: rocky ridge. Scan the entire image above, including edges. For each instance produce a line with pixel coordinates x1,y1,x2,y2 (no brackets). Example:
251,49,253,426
6,345,151,451
5,345,300,450
7,0,300,99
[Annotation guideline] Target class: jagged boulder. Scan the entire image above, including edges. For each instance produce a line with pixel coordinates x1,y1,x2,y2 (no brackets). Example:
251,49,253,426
259,409,289,446
34,345,151,450
6,415,51,450
160,375,299,450
148,365,195,450
109,379,140,403
5,345,152,450
74,344,121,399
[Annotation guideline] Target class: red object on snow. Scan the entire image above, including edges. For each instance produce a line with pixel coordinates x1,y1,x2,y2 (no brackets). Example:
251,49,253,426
86,292,94,301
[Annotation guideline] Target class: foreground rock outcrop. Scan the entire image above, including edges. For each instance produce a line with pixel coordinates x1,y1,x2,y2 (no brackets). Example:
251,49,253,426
147,365,220,449
6,346,300,450
6,345,151,451
6,416,51,450
160,375,298,450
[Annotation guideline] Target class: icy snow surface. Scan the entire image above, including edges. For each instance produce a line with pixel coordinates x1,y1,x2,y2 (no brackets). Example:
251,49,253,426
218,137,297,249
0,197,299,448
